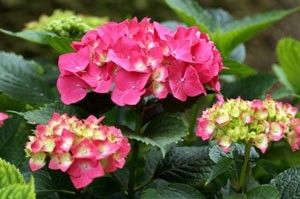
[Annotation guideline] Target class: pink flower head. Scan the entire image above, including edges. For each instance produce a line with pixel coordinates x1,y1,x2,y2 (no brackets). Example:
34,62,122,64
57,18,223,106
196,96,300,153
26,113,130,189
0,112,9,126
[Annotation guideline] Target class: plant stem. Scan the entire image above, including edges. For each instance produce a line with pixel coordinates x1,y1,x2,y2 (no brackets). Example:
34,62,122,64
127,101,144,199
237,143,251,193
188,99,202,134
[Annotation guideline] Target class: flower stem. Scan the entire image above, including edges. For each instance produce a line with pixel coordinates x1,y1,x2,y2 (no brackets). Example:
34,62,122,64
237,143,251,193
127,101,144,199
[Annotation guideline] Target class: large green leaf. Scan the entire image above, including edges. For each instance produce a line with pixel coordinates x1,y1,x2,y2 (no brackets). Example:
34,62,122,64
0,176,35,199
85,177,123,199
16,102,85,125
205,157,234,186
221,57,257,77
271,166,300,198
0,157,25,187
164,0,214,33
153,146,214,183
0,28,51,44
276,38,300,94
0,116,29,167
45,35,74,53
141,181,206,199
124,114,188,156
246,185,279,199
0,29,74,53
213,8,299,55
0,52,55,104
221,73,277,100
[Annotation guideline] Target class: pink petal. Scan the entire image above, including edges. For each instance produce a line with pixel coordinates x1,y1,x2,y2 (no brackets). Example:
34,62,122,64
196,118,215,140
57,74,90,105
71,139,99,159
29,152,46,171
49,153,73,172
58,47,90,75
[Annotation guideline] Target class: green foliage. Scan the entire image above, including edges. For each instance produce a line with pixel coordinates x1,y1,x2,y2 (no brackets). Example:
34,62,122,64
271,166,300,198
0,52,55,104
205,157,234,186
86,177,123,199
226,185,279,199
221,74,277,100
212,8,299,56
221,57,257,77
0,158,35,199
153,147,214,183
16,102,85,125
141,181,206,199
165,0,299,56
164,0,214,33
124,114,188,156
0,116,28,166
276,38,300,95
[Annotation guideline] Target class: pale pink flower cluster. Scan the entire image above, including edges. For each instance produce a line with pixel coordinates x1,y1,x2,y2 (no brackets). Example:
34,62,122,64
196,95,300,153
0,112,9,126
57,18,223,106
25,113,130,189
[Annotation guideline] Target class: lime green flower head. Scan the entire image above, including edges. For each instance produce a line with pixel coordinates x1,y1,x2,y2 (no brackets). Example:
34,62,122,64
196,95,300,153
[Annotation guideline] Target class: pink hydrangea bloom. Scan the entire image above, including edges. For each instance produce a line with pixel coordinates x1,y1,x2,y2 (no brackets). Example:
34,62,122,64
0,112,9,126
25,113,130,189
57,17,223,106
196,95,300,153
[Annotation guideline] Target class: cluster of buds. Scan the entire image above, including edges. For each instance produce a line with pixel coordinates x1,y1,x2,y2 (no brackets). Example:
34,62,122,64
0,112,9,126
25,113,130,189
57,17,223,106
196,95,300,153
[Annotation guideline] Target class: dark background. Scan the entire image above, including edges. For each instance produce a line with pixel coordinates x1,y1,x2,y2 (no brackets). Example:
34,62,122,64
1,0,300,71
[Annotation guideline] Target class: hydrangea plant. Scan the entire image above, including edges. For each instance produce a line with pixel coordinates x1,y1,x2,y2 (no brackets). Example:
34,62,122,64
0,0,300,198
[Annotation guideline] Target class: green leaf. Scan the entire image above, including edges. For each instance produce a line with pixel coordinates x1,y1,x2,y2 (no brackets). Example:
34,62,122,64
221,57,257,77
205,157,234,186
45,35,74,53
213,7,299,55
0,52,55,104
0,94,25,112
271,165,300,198
85,177,122,199
0,28,75,53
124,114,188,156
154,146,214,183
0,176,35,199
276,38,300,94
246,185,279,199
0,28,52,44
144,150,163,181
141,182,206,199
22,169,61,199
0,158,25,187
16,102,85,125
226,193,247,199
164,0,214,33
221,73,277,100
0,116,28,166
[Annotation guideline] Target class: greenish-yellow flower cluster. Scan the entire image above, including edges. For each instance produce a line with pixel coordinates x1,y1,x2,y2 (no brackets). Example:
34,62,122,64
25,9,108,38
196,95,300,153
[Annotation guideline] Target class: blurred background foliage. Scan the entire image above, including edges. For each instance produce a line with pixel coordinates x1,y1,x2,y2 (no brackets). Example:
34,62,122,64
0,0,300,71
